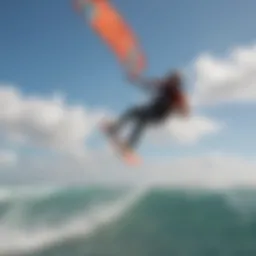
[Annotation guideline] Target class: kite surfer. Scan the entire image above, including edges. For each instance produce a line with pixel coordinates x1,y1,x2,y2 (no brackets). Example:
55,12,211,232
74,1,191,165
102,70,190,159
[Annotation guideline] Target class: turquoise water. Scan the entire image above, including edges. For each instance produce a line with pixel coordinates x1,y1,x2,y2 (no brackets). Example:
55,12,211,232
1,186,256,256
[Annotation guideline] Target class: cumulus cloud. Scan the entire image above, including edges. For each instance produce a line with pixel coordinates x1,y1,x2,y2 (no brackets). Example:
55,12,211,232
148,114,222,145
0,83,220,160
0,85,106,157
193,43,256,105
168,116,221,143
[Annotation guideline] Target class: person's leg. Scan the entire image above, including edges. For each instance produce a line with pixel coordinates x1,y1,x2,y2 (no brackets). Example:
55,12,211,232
124,101,171,149
108,105,145,136
107,100,168,150
123,105,158,150
125,118,146,149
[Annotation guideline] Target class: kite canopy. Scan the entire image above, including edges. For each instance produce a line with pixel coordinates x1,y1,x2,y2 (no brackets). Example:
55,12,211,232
74,0,146,76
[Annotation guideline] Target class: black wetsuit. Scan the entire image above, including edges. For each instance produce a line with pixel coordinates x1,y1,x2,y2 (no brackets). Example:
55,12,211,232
110,78,182,148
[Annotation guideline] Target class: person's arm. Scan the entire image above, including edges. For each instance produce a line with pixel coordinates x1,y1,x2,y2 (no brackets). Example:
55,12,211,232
126,73,162,92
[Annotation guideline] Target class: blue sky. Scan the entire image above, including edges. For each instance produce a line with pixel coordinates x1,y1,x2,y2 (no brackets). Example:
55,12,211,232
0,0,256,164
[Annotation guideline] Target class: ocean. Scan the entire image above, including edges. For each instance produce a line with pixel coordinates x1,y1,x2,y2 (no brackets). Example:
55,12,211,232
0,186,256,256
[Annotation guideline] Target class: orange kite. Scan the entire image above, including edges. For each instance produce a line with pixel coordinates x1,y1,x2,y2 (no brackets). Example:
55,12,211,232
74,0,146,76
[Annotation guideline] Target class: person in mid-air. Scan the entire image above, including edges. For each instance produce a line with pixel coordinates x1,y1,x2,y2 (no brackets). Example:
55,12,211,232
103,70,190,158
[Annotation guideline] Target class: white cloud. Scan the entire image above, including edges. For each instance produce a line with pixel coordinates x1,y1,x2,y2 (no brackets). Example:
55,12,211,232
147,114,222,145
0,85,106,157
0,83,220,160
193,43,256,105
168,116,221,143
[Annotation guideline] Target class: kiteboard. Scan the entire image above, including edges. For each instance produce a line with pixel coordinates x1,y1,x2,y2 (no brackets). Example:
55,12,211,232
100,119,141,167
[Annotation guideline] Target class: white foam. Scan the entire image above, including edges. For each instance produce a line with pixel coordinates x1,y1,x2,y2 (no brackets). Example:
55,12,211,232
0,187,146,255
